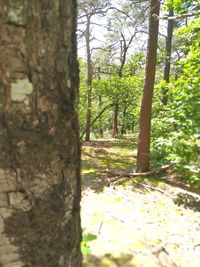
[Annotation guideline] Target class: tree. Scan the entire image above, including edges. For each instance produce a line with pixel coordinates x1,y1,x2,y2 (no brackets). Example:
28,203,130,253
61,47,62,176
0,1,81,267
78,1,148,139
136,0,160,172
105,1,148,138
87,74,143,137
78,0,110,141
161,8,174,105
151,3,200,183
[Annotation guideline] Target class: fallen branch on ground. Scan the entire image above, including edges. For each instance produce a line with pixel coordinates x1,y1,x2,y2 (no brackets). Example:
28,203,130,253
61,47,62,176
103,165,170,177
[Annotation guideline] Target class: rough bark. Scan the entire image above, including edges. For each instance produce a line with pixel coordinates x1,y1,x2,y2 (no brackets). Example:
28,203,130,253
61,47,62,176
0,1,81,267
136,0,160,172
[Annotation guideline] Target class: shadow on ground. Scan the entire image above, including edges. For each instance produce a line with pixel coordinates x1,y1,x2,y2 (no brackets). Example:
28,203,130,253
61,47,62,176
151,175,200,196
174,193,200,212
81,139,200,195
83,254,137,267
82,139,136,192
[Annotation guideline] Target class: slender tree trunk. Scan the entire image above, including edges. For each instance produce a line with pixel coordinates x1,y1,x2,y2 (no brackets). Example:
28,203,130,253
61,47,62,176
97,67,103,136
112,102,119,138
0,1,81,267
121,104,127,135
162,8,174,105
98,95,104,136
85,85,92,141
111,37,127,139
136,0,160,172
85,16,93,141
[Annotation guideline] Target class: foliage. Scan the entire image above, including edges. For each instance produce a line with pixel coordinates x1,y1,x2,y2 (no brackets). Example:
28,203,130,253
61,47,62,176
79,53,144,136
152,17,200,182
165,0,200,12
81,228,97,255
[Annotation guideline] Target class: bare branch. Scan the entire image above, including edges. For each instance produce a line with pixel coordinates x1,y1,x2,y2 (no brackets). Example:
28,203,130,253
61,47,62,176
103,165,170,177
80,103,115,140
154,11,200,20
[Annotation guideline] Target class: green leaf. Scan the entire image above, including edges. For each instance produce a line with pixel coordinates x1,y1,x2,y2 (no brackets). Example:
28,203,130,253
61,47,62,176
81,243,92,255
82,233,97,242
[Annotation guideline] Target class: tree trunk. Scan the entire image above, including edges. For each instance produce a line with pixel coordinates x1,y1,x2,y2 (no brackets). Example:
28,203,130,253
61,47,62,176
121,104,127,135
85,16,93,141
0,1,81,267
162,8,174,105
136,0,160,172
112,102,119,138
98,95,104,136
97,68,103,136
111,35,129,139
85,85,92,141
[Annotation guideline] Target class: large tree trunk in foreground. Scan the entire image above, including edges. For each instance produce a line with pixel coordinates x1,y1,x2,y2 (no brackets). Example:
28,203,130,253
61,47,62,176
0,1,81,267
136,0,160,172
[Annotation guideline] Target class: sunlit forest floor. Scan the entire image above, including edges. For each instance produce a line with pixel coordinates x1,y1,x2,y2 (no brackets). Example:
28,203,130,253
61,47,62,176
81,137,200,267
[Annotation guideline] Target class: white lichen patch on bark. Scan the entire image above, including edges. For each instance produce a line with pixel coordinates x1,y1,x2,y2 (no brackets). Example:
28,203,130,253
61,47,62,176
67,79,71,88
11,79,33,103
7,4,24,25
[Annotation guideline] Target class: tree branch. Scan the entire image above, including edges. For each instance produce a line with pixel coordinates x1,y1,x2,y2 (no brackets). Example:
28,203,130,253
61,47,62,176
154,11,200,20
103,165,170,177
80,103,115,140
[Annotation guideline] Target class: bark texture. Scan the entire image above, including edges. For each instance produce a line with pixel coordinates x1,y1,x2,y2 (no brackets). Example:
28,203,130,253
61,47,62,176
136,0,160,172
0,1,81,267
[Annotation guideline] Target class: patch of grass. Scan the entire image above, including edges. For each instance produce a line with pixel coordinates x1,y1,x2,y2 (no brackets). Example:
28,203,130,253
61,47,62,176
81,138,137,191
82,139,136,174
81,138,171,192
146,177,166,189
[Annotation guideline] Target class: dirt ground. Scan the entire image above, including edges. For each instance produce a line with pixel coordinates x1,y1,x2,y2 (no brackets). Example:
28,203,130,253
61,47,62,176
81,140,200,267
